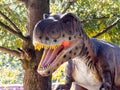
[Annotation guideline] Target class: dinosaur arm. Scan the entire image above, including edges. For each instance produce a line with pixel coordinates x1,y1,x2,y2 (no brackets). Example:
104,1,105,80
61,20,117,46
99,67,117,90
92,41,119,90
96,54,117,90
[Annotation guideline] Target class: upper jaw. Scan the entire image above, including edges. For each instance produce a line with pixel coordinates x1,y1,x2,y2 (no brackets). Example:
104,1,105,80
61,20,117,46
33,42,61,51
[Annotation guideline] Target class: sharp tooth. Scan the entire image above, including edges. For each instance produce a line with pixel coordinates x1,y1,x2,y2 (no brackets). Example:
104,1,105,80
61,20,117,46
50,46,51,49
39,45,41,48
54,45,57,49
46,45,48,48
34,42,61,50
47,45,49,48
35,47,37,50
56,45,58,48
41,45,43,48
38,47,40,50
41,44,43,48
51,46,53,49
43,44,46,48
43,44,45,48
46,45,47,48
45,45,47,48
52,46,53,49
37,46,40,50
52,46,55,49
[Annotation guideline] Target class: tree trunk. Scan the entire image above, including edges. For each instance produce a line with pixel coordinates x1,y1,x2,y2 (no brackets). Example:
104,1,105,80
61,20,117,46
20,0,52,90
23,69,51,90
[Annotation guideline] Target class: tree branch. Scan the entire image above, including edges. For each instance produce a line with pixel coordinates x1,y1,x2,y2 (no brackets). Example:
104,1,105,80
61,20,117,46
0,11,21,32
81,16,109,23
0,1,19,9
0,21,27,41
0,46,20,57
92,18,120,38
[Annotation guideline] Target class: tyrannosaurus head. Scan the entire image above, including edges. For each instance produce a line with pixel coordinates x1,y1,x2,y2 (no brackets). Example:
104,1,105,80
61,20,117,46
33,13,84,76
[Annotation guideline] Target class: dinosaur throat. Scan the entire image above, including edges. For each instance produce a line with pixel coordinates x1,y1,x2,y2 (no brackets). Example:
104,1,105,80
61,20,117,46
33,40,75,70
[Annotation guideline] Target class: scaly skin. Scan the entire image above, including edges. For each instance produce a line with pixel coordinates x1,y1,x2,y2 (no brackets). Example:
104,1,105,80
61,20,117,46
33,13,120,90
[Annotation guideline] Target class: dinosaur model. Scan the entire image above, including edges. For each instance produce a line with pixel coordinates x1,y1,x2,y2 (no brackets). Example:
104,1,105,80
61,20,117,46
33,13,120,90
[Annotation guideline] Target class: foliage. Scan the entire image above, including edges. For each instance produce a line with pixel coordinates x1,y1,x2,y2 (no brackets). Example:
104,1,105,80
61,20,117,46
50,0,120,45
0,0,120,85
0,0,26,84
0,52,23,84
73,0,120,45
52,63,66,83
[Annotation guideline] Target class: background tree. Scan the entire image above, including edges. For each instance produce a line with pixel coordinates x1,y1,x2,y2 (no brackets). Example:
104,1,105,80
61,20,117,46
0,0,120,90
0,0,51,90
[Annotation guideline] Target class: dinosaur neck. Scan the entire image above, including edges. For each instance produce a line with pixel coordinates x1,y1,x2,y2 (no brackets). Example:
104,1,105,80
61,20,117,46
79,29,97,68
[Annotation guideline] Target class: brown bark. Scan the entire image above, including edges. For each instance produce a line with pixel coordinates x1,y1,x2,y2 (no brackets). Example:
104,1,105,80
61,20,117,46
23,69,51,90
20,0,52,90
0,11,21,32
0,46,20,57
26,0,49,37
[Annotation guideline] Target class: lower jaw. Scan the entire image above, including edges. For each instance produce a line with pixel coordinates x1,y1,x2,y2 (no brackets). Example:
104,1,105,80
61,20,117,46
37,53,66,76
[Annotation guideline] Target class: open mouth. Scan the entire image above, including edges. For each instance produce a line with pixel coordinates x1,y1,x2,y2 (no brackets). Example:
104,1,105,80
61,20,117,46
33,40,75,70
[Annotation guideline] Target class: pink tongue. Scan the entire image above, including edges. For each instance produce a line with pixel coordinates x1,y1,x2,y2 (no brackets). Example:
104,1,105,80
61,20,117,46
41,49,53,67
41,46,63,67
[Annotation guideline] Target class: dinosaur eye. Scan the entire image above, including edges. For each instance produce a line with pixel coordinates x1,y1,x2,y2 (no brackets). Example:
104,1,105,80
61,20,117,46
62,21,74,35
49,29,60,39
47,24,61,39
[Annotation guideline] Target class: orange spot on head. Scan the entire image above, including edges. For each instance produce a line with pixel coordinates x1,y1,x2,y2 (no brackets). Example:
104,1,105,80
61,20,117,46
61,41,73,48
